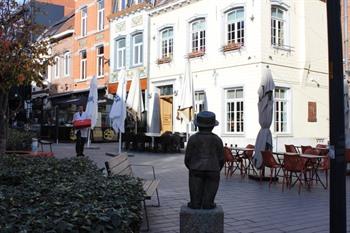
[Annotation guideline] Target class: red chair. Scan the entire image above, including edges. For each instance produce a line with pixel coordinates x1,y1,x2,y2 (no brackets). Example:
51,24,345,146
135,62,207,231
317,156,329,188
242,144,255,175
261,151,281,187
282,153,307,194
224,147,243,177
285,144,299,153
346,149,350,163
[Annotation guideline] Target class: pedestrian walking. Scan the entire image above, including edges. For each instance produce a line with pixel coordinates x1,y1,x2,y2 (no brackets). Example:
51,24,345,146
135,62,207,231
73,105,89,157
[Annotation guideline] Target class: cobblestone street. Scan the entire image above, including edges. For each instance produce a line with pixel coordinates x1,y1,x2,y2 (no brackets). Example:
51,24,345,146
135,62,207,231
52,143,350,233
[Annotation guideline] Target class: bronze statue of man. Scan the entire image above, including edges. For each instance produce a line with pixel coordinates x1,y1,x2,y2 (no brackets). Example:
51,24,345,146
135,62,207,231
185,111,224,209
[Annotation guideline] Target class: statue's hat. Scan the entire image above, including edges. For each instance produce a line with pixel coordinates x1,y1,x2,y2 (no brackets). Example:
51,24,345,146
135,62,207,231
194,111,219,128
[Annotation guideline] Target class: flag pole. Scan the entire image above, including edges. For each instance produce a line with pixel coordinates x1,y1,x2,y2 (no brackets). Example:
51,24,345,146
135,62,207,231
118,131,122,154
87,128,91,147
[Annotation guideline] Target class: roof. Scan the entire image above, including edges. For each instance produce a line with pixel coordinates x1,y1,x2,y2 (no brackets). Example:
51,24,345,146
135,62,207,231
42,10,74,39
154,0,176,7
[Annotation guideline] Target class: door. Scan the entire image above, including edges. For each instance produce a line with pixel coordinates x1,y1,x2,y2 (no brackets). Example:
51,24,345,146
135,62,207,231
160,96,173,133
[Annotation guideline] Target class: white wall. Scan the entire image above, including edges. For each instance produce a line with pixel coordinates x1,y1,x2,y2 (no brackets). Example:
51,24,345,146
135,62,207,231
147,0,328,148
110,10,150,83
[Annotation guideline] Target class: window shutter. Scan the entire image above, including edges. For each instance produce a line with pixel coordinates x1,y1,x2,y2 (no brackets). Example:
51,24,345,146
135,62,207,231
308,102,317,122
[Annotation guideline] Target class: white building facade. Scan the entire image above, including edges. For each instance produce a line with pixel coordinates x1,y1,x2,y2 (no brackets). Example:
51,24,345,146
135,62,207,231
147,0,329,150
109,0,155,99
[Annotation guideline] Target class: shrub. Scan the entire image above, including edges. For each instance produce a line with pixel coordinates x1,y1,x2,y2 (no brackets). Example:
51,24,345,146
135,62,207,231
6,128,36,151
0,155,145,233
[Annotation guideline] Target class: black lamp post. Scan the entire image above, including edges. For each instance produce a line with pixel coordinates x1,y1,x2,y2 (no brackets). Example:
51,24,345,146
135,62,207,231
327,1,347,232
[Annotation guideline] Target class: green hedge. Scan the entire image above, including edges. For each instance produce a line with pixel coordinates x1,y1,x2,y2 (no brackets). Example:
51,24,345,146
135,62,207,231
6,128,36,151
0,155,145,233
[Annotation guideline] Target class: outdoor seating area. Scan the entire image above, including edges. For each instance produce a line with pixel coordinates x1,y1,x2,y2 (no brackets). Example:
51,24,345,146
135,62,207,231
223,143,332,194
122,132,186,153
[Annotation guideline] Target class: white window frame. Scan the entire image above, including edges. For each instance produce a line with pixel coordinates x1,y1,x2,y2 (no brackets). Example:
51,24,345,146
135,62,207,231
160,27,173,59
132,33,143,66
97,46,104,77
115,38,126,70
63,51,70,77
271,6,286,47
226,7,245,45
80,50,87,80
274,87,290,134
190,19,206,53
97,0,104,31
195,91,206,114
81,7,88,37
224,88,244,134
54,56,59,78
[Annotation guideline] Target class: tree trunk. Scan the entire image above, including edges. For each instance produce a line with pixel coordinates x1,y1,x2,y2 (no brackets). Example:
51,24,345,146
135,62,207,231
0,90,9,155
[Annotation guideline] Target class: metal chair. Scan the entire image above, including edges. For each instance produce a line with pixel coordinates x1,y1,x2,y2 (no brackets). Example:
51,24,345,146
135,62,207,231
224,147,243,177
282,153,307,194
261,151,281,187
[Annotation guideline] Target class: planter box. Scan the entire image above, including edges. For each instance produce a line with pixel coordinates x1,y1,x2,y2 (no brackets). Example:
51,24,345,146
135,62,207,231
222,43,242,52
156,57,172,64
187,50,205,59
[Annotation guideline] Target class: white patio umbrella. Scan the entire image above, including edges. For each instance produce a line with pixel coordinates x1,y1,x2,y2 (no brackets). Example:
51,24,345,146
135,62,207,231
149,91,161,133
126,72,144,132
253,68,275,169
109,70,127,153
178,60,194,114
85,76,98,148
178,60,195,140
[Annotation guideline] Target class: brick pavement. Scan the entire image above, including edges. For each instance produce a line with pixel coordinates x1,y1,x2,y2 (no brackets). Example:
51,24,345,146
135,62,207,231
51,143,350,233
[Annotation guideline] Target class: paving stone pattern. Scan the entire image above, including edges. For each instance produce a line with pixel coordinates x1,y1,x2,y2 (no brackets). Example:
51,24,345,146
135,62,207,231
52,143,350,233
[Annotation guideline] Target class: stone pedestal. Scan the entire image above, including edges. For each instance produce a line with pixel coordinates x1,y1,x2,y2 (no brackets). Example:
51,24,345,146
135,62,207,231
180,205,224,233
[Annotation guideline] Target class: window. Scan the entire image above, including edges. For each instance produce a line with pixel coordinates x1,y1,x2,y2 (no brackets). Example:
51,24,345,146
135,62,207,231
54,56,59,78
227,8,244,45
225,88,244,133
127,0,134,7
97,0,104,31
271,6,286,47
132,33,143,66
80,50,87,80
274,87,289,133
121,0,126,9
195,91,206,113
97,46,104,77
160,28,173,59
115,38,126,69
63,52,70,76
159,85,173,96
81,7,87,36
191,19,206,52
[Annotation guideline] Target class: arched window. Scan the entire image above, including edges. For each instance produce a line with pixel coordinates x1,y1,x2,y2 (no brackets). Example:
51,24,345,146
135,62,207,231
63,51,70,77
115,38,126,69
160,27,173,59
271,6,286,46
190,19,206,52
226,8,244,45
132,33,143,66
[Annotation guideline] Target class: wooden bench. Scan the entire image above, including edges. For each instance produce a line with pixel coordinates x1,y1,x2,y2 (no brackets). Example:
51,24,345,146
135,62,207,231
105,153,160,231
